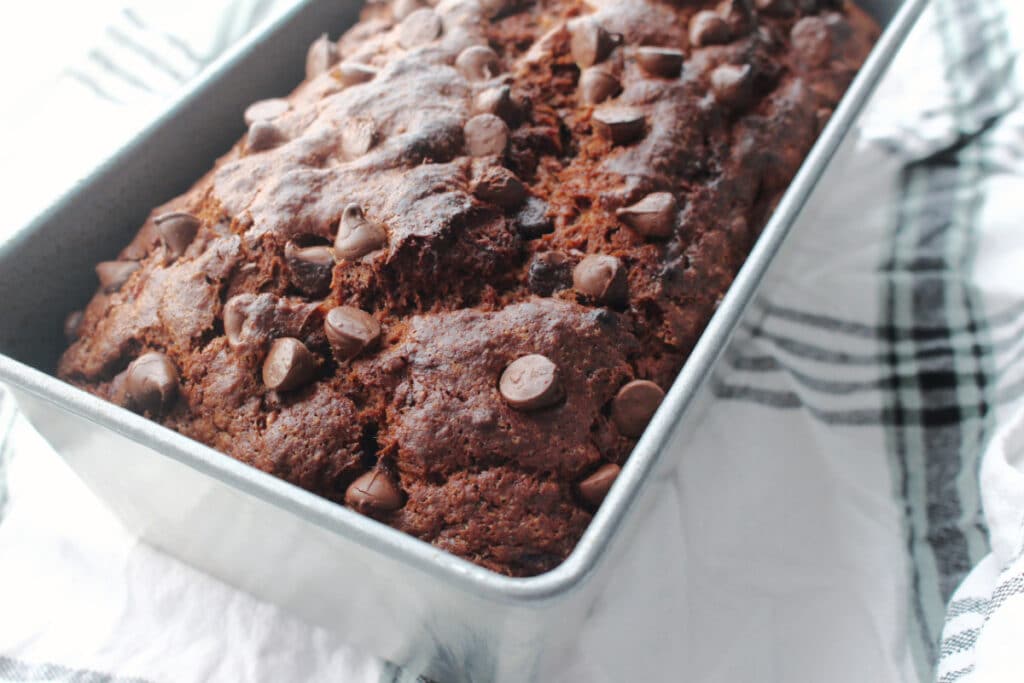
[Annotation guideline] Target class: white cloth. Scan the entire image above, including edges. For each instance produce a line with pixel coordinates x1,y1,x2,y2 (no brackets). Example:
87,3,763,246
0,1,1022,682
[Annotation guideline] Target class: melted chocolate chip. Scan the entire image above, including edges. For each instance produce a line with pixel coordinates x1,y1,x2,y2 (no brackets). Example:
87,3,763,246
325,306,381,361
155,211,200,260
573,255,627,306
473,167,526,209
247,120,286,152
690,10,732,47
244,98,291,126
711,63,754,109
306,34,339,79
464,113,509,157
346,470,404,512
64,310,83,342
223,296,248,348
109,369,130,407
334,204,388,260
126,352,179,414
578,463,621,507
474,85,517,122
399,8,442,49
612,379,665,437
499,354,564,411
222,294,318,352
591,106,646,145
616,192,677,239
515,197,554,239
569,18,622,69
456,45,501,81
334,62,378,87
635,47,684,78
285,243,334,297
527,251,571,295
96,261,139,293
578,67,621,105
262,337,316,392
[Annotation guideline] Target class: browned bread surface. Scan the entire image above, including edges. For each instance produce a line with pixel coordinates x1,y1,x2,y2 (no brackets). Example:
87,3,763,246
59,0,879,576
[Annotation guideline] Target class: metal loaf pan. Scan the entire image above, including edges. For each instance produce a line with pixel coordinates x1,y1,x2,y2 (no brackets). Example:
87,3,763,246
0,1,925,680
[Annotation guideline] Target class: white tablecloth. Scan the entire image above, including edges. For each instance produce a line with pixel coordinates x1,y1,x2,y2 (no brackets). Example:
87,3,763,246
1,1,1023,681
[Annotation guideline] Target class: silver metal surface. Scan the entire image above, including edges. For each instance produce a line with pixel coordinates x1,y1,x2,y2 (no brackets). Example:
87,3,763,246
0,1,926,680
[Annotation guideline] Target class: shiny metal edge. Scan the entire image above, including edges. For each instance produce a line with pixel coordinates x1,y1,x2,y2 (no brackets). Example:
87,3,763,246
0,0,928,605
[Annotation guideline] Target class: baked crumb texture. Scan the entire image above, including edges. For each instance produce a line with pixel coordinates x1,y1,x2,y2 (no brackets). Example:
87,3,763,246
59,0,879,576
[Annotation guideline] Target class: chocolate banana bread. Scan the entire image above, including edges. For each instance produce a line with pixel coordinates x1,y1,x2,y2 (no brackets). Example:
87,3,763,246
58,0,879,576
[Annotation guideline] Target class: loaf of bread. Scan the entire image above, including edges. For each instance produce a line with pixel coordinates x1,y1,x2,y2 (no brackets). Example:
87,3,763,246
59,0,879,576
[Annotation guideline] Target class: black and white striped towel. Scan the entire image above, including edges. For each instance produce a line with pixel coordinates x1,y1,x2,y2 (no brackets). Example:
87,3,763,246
1,0,1023,681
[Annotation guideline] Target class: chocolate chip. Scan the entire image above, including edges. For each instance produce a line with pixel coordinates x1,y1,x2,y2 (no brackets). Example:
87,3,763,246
399,8,442,49
285,242,334,296
591,106,645,145
393,0,424,20
635,47,684,78
456,45,500,81
244,98,291,126
345,470,404,512
527,251,571,296
573,254,627,306
96,260,139,293
515,197,554,239
287,244,332,268
325,306,381,361
791,17,833,68
155,211,200,259
306,34,339,79
223,295,248,348
612,379,665,437
474,85,517,122
464,113,509,157
473,167,526,209
578,463,621,507
64,310,83,341
262,337,316,392
689,10,732,47
341,116,378,159
109,368,130,407
247,120,286,152
334,204,388,260
126,352,179,414
578,67,621,105
755,0,795,16
499,354,563,411
569,18,622,69
710,63,754,108
334,62,379,87
616,192,677,238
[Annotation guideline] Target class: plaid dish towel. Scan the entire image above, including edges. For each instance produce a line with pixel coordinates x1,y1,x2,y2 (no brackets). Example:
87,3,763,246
1,0,1023,682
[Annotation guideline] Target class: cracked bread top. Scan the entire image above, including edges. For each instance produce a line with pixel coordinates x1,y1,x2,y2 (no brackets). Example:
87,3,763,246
59,0,879,575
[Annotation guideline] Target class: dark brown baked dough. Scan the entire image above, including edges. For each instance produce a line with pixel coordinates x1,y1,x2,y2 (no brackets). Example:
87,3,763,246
59,0,879,576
